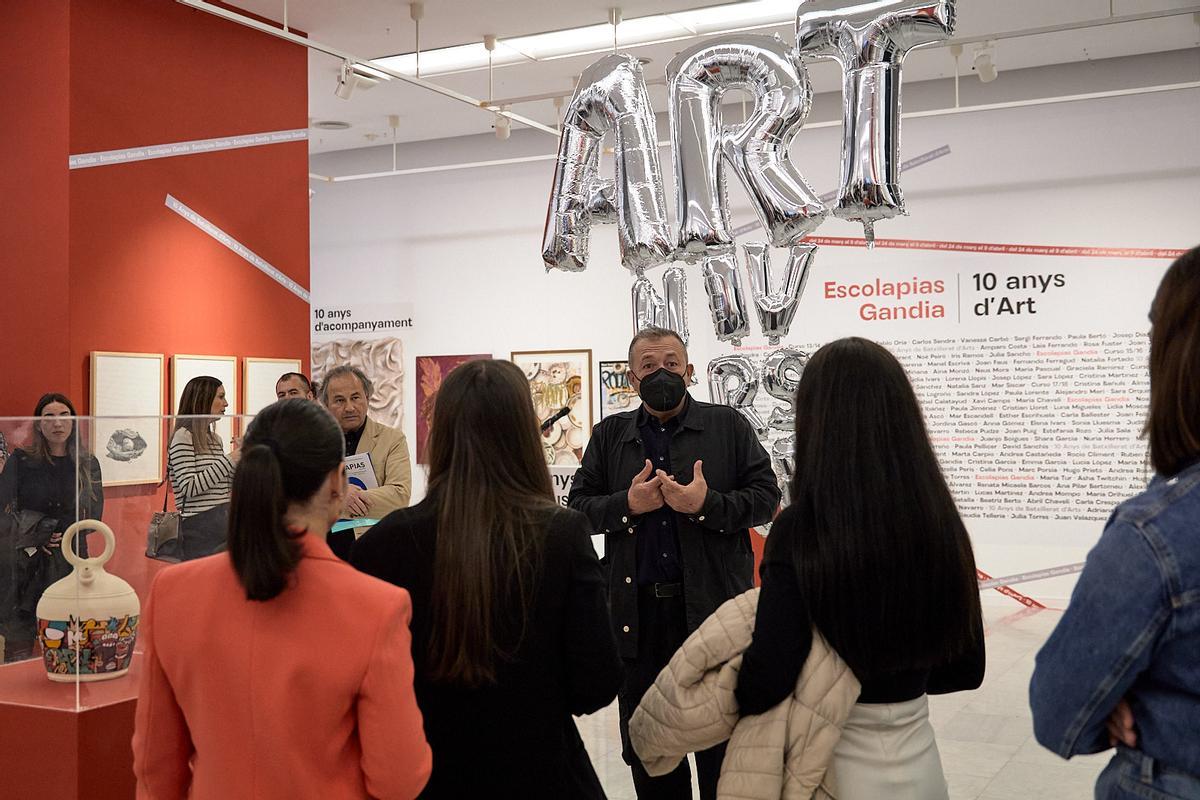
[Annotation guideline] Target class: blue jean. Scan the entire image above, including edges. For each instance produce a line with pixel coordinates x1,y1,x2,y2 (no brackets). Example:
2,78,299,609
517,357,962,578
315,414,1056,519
1096,747,1200,800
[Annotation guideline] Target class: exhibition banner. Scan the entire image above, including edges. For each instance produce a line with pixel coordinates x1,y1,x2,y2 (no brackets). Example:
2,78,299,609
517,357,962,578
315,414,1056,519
311,301,416,430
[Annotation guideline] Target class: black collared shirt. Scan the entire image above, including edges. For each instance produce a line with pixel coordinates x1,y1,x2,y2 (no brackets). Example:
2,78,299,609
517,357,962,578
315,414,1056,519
344,420,367,456
635,401,684,585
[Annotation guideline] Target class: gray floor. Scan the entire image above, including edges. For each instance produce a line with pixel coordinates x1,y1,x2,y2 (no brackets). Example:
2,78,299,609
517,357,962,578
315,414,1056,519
579,596,1112,800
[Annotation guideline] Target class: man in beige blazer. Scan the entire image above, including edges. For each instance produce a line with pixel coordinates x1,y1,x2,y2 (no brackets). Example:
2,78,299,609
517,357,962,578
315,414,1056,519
320,365,412,520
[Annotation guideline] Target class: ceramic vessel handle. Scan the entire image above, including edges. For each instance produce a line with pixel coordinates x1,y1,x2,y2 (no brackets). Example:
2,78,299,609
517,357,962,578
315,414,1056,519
62,519,115,569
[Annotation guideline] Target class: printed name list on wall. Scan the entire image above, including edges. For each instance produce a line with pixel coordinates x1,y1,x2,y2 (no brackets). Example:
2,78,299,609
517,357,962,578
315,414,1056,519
311,302,415,430
734,248,1168,530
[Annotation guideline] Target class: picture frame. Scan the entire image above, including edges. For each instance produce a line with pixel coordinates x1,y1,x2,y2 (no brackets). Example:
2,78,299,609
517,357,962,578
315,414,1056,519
172,354,239,446
511,349,593,466
242,357,303,416
414,353,492,464
89,351,166,487
598,359,638,420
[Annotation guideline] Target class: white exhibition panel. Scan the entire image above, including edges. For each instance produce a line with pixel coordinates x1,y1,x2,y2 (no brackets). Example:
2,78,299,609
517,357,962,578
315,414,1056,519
310,86,1200,601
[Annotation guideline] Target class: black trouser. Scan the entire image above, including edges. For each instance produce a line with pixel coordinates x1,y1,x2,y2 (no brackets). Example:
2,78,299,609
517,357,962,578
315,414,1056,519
617,584,727,800
180,504,229,561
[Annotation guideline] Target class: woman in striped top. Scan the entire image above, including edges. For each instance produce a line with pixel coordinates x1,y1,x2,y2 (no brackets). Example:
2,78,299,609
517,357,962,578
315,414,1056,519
169,376,240,560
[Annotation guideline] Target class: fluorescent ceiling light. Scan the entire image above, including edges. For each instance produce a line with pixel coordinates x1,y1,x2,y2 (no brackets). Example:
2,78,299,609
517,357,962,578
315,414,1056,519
351,62,393,82
371,0,797,78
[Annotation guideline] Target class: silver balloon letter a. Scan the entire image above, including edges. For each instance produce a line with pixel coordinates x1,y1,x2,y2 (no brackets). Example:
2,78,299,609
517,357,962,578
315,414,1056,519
744,242,816,345
796,0,955,245
632,266,689,345
542,54,673,273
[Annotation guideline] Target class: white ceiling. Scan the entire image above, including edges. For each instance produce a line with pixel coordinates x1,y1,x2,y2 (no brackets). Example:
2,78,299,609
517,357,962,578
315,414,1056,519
224,0,1200,152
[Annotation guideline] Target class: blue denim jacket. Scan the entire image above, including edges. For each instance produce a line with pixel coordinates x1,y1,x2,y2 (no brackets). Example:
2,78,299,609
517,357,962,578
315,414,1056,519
1030,459,1200,780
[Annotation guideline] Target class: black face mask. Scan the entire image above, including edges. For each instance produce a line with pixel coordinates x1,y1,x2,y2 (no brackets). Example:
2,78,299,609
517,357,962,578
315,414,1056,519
638,368,688,413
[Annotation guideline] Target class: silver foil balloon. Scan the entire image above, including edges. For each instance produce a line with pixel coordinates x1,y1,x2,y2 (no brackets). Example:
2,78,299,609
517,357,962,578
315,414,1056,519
761,347,808,431
707,355,768,438
701,251,751,345
542,54,673,273
587,178,618,223
667,35,826,259
632,265,689,345
771,434,796,507
744,242,816,345
795,0,955,245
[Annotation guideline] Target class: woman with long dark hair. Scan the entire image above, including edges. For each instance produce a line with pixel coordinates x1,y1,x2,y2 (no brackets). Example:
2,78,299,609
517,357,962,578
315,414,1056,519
1031,245,1200,798
133,398,431,798
351,359,622,798
734,337,984,799
0,393,103,662
167,375,238,559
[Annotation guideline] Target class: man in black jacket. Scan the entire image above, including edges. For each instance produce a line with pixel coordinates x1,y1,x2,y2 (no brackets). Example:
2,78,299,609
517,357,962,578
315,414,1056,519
568,326,781,800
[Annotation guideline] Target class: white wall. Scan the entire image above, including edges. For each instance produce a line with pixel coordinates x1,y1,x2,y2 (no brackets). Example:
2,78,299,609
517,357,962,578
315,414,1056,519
310,51,1200,600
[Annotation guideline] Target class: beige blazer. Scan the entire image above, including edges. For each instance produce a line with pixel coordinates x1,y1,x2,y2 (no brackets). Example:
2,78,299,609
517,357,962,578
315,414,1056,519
354,417,412,518
630,588,861,800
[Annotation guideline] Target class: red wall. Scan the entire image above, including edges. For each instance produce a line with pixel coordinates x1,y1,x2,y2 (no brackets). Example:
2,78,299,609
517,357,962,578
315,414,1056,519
0,0,311,593
0,1,72,413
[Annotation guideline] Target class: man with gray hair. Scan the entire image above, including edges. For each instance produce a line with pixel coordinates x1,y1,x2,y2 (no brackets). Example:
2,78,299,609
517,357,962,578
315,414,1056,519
320,365,412,527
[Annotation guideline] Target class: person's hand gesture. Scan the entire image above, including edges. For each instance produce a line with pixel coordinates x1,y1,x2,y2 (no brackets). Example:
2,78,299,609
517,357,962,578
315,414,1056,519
627,459,665,515
344,485,370,518
1107,697,1137,748
658,460,708,515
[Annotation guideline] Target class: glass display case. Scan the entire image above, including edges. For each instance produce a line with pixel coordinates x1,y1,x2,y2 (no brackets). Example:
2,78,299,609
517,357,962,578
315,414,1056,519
0,413,254,797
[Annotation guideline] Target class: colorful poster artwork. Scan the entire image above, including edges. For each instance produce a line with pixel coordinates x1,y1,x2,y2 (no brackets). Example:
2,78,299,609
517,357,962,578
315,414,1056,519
38,614,139,676
511,349,593,467
415,354,492,463
599,360,638,419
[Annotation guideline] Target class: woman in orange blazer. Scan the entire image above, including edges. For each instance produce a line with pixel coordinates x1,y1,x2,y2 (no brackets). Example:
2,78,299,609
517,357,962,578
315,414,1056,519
132,399,431,800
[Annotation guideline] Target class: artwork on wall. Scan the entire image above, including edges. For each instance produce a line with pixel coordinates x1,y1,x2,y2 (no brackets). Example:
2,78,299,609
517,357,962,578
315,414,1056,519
172,354,239,447
90,351,165,486
598,360,638,419
415,353,492,464
243,357,303,416
511,349,593,466
311,338,405,429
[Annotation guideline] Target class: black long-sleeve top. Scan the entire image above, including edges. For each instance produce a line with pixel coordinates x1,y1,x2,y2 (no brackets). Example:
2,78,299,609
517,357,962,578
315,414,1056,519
0,449,104,527
735,505,985,715
350,497,623,799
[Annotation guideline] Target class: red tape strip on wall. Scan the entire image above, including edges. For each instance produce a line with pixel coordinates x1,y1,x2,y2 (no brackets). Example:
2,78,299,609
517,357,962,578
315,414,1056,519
807,236,1186,260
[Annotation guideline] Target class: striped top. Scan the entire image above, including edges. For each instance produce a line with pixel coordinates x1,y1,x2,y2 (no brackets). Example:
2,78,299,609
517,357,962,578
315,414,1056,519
168,427,233,518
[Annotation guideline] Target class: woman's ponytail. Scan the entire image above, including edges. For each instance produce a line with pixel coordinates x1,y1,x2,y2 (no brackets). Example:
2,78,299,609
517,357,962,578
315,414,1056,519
228,443,298,601
226,398,345,601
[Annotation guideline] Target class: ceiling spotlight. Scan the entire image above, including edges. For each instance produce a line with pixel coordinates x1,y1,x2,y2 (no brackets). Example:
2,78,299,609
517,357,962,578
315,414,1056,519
973,41,998,83
495,106,512,140
335,60,384,100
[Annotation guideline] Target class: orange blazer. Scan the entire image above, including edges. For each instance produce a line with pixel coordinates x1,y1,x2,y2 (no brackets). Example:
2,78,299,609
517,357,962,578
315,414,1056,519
132,534,431,800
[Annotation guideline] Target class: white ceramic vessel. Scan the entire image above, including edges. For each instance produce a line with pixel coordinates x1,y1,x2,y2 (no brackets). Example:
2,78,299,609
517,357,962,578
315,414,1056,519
36,520,140,682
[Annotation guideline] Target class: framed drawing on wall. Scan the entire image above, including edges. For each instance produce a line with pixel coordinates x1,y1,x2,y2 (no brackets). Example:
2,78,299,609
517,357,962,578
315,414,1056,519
90,351,165,486
243,357,303,416
172,354,239,447
511,349,593,467
598,359,638,420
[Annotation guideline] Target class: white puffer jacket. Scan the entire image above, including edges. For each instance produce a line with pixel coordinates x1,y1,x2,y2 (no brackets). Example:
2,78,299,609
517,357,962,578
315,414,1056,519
629,588,861,800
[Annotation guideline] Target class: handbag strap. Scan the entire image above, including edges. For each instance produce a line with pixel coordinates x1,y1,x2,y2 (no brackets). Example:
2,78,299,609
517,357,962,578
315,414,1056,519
164,456,186,516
